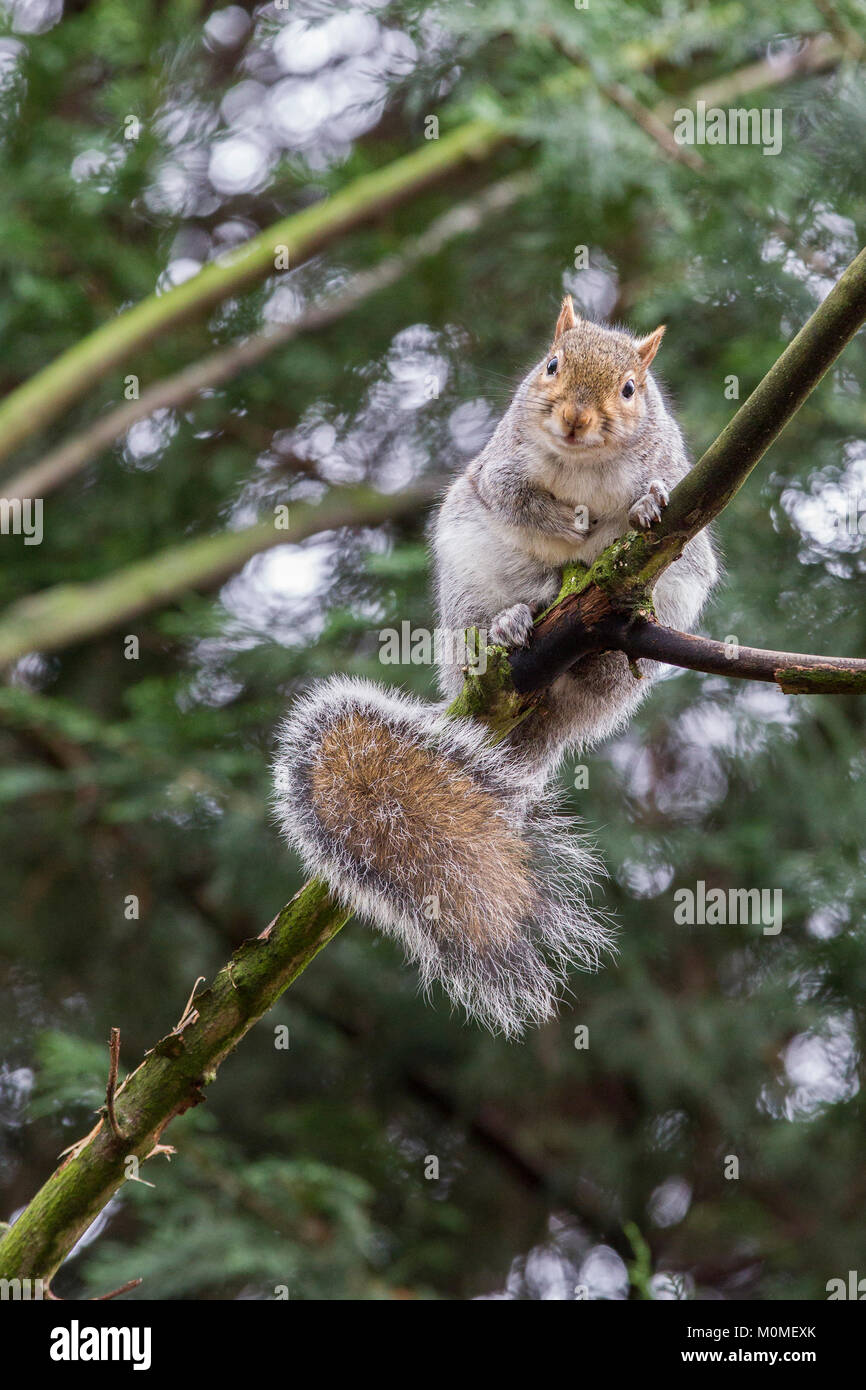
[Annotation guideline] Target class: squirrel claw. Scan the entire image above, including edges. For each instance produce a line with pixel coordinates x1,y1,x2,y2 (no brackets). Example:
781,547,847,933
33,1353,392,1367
628,478,670,531
489,603,535,650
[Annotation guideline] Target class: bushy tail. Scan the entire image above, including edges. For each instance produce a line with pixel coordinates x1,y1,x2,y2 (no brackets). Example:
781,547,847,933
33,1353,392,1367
273,676,614,1038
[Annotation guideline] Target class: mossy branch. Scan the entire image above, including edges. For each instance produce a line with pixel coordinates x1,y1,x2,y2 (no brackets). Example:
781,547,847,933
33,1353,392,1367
0,882,349,1282
1,175,534,504
0,482,437,670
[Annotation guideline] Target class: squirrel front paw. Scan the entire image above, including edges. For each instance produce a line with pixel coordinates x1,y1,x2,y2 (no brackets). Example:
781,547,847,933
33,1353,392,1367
628,478,670,531
489,603,535,650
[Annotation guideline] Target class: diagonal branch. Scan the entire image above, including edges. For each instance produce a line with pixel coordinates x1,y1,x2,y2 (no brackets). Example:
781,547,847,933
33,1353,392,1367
0,11,778,471
0,481,438,670
1,175,534,503
0,882,349,1282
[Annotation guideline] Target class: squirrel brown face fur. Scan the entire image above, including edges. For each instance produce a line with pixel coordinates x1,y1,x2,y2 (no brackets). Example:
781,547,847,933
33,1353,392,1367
529,294,665,455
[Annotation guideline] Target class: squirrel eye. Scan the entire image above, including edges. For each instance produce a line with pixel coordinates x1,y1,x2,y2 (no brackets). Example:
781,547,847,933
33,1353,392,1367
621,379,636,399
546,356,558,376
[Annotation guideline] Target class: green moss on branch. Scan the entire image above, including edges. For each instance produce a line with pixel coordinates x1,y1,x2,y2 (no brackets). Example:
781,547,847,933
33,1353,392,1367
0,881,349,1281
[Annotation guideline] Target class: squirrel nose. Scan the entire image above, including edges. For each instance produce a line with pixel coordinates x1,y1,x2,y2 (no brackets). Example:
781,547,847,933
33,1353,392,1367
563,406,594,431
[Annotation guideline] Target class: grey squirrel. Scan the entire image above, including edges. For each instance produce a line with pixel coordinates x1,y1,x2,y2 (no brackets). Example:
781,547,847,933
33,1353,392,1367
274,297,718,1036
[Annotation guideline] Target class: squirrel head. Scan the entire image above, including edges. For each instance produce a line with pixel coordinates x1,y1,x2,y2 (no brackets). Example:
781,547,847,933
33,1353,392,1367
525,295,665,459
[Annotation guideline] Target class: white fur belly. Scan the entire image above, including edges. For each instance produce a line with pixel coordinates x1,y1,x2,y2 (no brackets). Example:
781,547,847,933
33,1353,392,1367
498,514,629,568
437,514,553,614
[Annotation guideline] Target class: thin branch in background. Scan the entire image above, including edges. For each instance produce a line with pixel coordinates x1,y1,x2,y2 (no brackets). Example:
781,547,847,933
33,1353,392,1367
104,1028,124,1142
0,480,440,670
2,174,534,503
45,1276,144,1301
94,1278,144,1301
0,11,765,470
793,1,865,65
652,31,843,116
597,76,707,171
548,31,840,173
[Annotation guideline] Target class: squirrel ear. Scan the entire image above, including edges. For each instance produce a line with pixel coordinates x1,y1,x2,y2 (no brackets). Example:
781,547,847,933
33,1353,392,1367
553,294,578,342
636,325,665,369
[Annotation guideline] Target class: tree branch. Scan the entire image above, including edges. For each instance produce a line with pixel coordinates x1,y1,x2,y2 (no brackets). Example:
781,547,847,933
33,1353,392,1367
0,882,349,1282
620,621,866,695
0,12,758,470
512,612,866,697
0,482,437,670
1,175,534,503
550,30,841,175
654,31,843,114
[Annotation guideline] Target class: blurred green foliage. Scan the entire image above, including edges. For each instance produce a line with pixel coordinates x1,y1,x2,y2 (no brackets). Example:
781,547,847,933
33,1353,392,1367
0,0,865,1300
